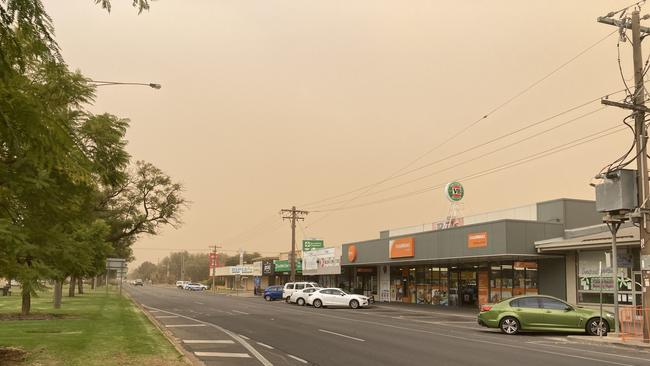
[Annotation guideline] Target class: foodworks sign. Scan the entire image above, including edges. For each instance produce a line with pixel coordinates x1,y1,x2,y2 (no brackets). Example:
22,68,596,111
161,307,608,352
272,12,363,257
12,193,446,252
303,248,341,275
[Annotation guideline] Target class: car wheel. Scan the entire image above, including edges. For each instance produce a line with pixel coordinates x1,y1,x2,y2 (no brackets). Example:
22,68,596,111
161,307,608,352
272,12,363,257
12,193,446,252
297,298,305,306
313,299,323,308
586,318,609,336
349,299,359,309
265,295,271,301
285,297,290,303
499,317,520,335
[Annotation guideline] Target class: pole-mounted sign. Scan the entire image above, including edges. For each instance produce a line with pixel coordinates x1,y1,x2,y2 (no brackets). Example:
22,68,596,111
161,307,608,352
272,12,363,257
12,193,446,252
445,182,464,202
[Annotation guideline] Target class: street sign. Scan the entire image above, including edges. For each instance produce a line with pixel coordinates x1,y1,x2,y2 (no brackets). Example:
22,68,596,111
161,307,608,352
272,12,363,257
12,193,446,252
302,239,324,252
106,258,126,270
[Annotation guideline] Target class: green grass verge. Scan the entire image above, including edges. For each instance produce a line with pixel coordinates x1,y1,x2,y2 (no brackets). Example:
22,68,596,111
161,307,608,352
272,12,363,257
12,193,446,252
0,288,186,366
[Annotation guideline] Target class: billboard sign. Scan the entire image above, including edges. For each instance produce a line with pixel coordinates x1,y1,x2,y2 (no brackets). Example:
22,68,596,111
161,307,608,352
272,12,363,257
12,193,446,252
302,239,324,252
303,248,341,275
445,182,464,202
262,260,275,276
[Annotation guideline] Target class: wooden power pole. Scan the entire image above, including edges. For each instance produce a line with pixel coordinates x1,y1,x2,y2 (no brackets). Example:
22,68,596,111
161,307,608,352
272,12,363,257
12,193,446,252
281,206,309,282
599,9,650,341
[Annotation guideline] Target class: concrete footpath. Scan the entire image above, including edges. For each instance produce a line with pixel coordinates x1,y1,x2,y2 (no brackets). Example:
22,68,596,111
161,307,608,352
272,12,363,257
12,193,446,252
568,334,650,350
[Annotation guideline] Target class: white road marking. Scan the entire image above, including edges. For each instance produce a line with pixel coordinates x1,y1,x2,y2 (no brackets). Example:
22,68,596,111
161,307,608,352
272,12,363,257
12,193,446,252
165,324,206,328
155,315,178,319
527,341,650,362
288,354,308,364
194,301,204,305
257,342,274,349
239,334,250,340
232,310,250,315
183,340,235,344
318,329,365,342
194,352,250,358
372,304,476,318
143,305,272,366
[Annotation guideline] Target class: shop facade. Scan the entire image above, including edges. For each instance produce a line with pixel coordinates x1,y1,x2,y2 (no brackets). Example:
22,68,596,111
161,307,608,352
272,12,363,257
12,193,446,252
340,199,602,308
536,225,643,308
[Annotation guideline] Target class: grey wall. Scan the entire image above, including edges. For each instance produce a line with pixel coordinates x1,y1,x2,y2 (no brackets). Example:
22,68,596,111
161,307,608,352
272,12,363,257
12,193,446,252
538,257,567,300
537,199,601,230
341,220,565,266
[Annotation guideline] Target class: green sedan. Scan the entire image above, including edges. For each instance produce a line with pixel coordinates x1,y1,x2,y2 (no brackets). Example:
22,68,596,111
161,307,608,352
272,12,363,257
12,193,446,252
477,295,615,336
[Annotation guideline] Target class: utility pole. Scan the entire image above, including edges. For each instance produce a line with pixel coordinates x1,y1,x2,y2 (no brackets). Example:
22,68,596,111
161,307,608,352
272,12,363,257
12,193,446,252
209,245,222,293
281,206,309,282
599,9,650,341
181,253,185,282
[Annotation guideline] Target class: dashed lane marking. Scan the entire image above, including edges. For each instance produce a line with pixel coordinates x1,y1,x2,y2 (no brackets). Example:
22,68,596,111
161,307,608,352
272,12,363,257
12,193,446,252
256,342,274,350
194,352,251,358
194,301,204,305
288,354,308,364
318,329,365,342
239,334,251,340
166,324,206,328
232,310,250,315
155,315,178,319
183,340,235,344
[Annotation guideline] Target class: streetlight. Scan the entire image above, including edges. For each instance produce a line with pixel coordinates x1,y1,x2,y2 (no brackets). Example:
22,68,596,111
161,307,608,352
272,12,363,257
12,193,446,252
89,79,162,89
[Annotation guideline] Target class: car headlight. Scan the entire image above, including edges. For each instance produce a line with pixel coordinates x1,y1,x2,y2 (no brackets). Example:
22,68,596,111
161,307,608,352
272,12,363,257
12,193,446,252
606,313,614,318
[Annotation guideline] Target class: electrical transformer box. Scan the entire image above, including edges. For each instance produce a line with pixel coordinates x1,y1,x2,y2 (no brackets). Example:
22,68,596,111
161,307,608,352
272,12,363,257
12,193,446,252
595,169,638,213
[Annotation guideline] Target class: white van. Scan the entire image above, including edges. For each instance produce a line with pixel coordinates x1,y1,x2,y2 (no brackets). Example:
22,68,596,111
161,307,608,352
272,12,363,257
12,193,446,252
282,282,319,301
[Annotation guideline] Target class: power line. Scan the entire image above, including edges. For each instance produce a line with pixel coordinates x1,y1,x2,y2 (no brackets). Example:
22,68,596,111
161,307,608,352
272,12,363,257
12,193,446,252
299,30,617,210
311,124,627,213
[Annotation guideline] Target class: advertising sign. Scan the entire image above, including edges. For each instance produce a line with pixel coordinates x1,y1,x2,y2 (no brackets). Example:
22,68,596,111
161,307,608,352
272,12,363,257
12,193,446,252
229,265,255,275
389,237,415,258
347,245,357,262
445,182,464,202
302,239,324,252
467,232,488,248
303,247,341,275
273,259,302,273
262,260,274,276
209,253,219,270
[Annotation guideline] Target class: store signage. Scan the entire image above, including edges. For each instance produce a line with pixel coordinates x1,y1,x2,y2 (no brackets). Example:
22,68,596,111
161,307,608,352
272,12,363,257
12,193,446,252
302,239,324,252
389,237,415,258
229,265,254,275
348,245,357,262
445,181,464,202
262,260,274,275
468,232,488,248
209,253,219,270
273,259,302,273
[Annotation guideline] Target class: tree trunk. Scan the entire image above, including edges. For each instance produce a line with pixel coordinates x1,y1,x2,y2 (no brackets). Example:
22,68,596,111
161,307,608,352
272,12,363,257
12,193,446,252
68,276,75,297
21,288,31,315
91,276,96,290
53,280,63,309
77,277,84,294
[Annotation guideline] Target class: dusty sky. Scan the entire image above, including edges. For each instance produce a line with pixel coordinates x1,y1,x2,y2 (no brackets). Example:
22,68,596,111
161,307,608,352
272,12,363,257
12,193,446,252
44,0,643,267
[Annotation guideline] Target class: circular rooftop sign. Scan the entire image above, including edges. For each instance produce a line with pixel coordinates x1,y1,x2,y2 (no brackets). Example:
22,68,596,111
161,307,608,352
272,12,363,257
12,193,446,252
445,181,464,202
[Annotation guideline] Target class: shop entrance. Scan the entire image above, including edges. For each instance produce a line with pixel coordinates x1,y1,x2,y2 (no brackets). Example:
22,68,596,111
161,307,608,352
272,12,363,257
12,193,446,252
452,270,477,307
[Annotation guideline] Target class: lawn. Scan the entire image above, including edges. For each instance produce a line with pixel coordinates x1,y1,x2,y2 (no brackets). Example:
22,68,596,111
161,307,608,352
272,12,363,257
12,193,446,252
0,287,187,366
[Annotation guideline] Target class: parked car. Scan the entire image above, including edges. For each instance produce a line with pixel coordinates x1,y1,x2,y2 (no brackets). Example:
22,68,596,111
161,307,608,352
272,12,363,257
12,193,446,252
289,287,321,306
133,279,143,286
184,283,208,291
477,295,615,336
263,286,284,301
282,282,319,301
176,281,190,289
307,288,371,309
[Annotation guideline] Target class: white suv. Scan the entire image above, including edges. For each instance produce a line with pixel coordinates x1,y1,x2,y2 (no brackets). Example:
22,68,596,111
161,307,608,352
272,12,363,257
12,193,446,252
282,282,319,301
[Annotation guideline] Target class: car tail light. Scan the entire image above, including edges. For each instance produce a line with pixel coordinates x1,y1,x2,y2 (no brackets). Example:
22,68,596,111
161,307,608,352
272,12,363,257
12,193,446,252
480,305,492,312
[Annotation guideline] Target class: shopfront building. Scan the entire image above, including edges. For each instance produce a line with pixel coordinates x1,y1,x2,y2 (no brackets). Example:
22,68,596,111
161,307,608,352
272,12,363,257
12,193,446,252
340,199,601,308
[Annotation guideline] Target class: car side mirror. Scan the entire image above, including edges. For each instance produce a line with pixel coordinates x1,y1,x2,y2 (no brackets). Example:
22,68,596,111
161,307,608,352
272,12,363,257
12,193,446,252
565,306,573,312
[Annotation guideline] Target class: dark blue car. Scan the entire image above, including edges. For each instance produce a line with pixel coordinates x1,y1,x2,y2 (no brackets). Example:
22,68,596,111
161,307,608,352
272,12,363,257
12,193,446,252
263,286,283,301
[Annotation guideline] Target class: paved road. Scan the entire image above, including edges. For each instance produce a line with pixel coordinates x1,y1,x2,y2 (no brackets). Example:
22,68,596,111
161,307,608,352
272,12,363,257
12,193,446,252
127,286,650,366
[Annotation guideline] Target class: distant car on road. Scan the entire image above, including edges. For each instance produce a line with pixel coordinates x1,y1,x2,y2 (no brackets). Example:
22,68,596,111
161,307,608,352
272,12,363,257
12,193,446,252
176,281,190,289
282,282,319,301
289,287,321,306
478,295,615,336
133,279,143,286
307,288,370,309
263,286,284,301
184,283,207,291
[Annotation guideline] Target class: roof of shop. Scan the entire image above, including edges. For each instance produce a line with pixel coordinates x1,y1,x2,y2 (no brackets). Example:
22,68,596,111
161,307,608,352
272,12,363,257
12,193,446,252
535,225,639,253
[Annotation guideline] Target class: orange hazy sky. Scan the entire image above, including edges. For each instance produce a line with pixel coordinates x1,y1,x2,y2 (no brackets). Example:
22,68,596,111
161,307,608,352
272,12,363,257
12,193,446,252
44,0,643,267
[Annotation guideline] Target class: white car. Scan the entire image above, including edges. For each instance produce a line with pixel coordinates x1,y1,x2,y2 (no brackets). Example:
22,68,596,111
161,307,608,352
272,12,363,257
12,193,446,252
307,288,370,309
289,287,321,306
184,283,207,291
176,280,190,289
282,282,319,301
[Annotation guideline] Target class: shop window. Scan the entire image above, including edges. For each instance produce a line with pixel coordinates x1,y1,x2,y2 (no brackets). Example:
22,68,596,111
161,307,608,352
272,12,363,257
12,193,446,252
524,263,538,295
513,264,525,296
416,266,427,304
577,249,636,305
439,268,449,306
501,264,513,300
490,266,501,303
